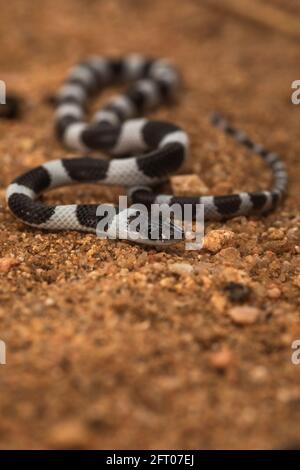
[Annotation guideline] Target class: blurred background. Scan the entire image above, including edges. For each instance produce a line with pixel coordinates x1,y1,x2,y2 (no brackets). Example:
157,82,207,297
0,0,300,450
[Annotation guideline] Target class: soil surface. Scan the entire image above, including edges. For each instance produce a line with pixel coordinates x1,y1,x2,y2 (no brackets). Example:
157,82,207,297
0,0,300,450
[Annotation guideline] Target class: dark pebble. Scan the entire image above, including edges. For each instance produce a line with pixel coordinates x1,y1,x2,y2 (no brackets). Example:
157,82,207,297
0,94,22,119
44,94,57,106
224,282,251,303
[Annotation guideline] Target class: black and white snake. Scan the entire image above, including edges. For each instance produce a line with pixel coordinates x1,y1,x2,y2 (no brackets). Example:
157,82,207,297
6,54,288,245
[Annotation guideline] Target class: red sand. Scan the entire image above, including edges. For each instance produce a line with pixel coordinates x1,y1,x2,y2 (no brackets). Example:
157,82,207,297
0,0,300,449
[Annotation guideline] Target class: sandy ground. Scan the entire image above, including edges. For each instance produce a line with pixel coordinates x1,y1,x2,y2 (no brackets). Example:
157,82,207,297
0,0,300,450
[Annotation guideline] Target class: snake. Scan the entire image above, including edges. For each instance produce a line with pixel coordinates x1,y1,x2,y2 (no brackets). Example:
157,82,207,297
6,54,288,246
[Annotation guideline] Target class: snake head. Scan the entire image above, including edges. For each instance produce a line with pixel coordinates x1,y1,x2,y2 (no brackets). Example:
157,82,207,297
107,208,185,246
132,211,185,246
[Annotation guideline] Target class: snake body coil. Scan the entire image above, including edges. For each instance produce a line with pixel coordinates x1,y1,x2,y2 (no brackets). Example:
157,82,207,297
6,55,288,245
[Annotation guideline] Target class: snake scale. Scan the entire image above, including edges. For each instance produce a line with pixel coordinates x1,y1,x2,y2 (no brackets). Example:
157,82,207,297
6,54,288,245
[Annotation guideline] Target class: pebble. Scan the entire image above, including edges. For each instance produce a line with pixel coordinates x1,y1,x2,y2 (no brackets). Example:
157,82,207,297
0,257,20,273
277,388,300,404
211,293,227,313
227,305,261,325
250,365,268,383
168,262,194,275
46,419,90,449
224,282,251,303
267,228,285,240
159,277,174,288
209,347,234,371
217,267,251,286
0,94,22,119
267,286,281,299
203,229,235,253
19,137,34,152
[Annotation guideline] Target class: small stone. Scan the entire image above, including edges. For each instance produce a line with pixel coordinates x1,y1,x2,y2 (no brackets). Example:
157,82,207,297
47,419,90,449
19,137,34,152
152,262,165,272
250,365,268,383
0,94,22,119
280,333,294,347
211,293,227,313
209,347,233,371
277,388,300,404
227,305,260,325
218,267,251,285
160,277,174,288
267,287,281,299
0,257,20,273
171,174,208,196
44,93,57,106
204,229,235,253
224,282,251,303
86,246,98,257
119,268,129,276
45,297,55,307
268,228,285,240
201,275,212,289
169,262,193,275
